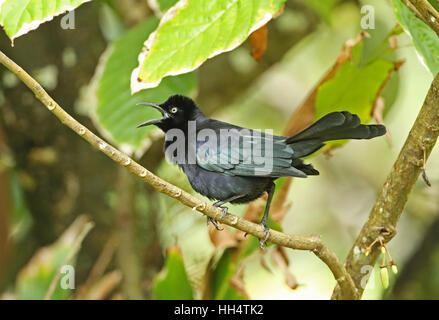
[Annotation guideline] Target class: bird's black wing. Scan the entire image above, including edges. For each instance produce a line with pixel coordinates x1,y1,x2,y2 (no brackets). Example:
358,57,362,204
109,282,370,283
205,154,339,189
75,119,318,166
195,120,307,178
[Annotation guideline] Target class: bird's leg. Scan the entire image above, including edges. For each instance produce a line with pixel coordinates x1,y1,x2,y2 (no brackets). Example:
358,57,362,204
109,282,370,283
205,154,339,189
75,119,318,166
206,217,223,231
259,182,276,249
213,200,229,219
213,194,246,219
207,194,247,230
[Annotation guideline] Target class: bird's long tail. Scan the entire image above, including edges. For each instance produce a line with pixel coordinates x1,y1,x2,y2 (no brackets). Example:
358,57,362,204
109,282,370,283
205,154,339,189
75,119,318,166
286,111,386,158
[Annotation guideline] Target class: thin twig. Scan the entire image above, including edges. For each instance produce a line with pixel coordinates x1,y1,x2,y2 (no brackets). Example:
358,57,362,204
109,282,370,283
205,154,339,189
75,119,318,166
0,50,358,300
84,234,119,288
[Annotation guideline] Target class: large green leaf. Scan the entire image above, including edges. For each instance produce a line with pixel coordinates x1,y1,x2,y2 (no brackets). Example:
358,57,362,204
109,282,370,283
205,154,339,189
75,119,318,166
313,38,396,149
152,246,194,300
315,41,395,122
285,31,400,152
131,0,286,92
392,0,439,75
94,18,197,155
0,0,91,44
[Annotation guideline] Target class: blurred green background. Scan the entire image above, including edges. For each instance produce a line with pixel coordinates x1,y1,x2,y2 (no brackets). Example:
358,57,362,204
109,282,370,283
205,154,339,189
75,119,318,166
0,0,438,300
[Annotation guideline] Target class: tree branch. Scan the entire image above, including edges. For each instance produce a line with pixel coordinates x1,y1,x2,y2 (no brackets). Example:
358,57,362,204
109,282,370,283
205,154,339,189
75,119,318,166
405,0,439,36
331,71,439,299
0,50,358,299
331,0,439,299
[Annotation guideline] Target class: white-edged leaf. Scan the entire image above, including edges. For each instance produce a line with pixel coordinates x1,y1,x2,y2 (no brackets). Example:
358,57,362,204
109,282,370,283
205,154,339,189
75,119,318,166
131,0,285,92
0,0,91,44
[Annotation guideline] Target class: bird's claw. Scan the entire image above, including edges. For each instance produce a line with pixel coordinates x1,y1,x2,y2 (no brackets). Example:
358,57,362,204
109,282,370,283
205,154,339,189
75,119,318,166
219,206,228,219
258,223,270,249
207,216,223,231
241,224,269,247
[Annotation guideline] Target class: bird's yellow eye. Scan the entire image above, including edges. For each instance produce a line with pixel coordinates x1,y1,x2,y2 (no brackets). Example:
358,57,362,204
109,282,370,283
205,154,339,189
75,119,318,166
170,107,178,114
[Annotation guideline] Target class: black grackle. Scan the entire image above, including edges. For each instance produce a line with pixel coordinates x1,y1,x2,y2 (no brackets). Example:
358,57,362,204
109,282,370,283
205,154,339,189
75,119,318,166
137,95,386,247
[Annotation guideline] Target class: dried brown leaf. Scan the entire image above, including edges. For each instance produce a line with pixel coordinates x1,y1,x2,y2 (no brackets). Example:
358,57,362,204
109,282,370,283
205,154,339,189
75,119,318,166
229,266,249,299
272,247,298,290
208,225,238,249
259,255,273,274
249,25,268,60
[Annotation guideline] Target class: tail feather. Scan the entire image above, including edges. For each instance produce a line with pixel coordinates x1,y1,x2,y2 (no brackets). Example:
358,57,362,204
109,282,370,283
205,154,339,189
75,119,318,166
289,139,324,158
286,111,386,158
291,159,319,175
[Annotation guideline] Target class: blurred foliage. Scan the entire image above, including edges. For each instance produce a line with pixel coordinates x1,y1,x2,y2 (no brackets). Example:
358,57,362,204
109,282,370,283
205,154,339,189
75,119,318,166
208,249,247,300
392,0,439,75
315,36,395,122
15,216,93,300
305,0,341,22
0,0,438,301
153,246,193,300
93,17,197,155
153,0,179,14
389,216,439,299
8,169,32,242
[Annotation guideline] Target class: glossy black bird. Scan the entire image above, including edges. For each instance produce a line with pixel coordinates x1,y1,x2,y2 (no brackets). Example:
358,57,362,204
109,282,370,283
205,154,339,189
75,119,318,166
137,95,386,247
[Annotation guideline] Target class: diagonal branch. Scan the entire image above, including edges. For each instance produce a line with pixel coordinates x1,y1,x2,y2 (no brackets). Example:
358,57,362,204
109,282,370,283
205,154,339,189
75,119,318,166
331,0,439,299
405,0,439,37
0,50,358,299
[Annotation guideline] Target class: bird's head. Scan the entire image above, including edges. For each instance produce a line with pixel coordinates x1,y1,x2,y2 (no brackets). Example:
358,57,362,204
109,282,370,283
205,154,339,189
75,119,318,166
136,95,204,131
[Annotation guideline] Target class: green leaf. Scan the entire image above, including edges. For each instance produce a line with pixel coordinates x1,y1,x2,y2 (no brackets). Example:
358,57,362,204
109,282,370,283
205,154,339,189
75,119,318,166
0,0,91,44
153,246,194,300
131,0,286,91
8,169,32,241
94,18,197,155
314,39,395,148
15,216,93,300
305,0,341,22
16,247,71,300
316,41,395,121
210,249,247,300
392,0,439,75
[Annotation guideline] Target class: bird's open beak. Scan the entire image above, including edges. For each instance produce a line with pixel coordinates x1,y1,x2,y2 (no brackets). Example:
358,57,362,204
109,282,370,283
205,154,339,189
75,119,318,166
136,102,168,128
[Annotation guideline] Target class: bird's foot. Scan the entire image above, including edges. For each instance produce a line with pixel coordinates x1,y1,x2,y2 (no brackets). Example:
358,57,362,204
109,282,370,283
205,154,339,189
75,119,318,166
258,223,270,249
206,216,223,231
213,203,229,220
219,206,228,219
